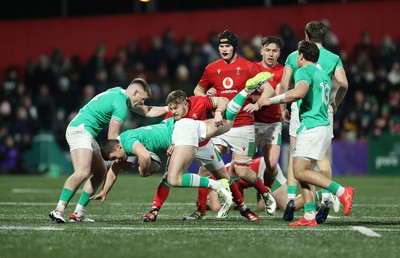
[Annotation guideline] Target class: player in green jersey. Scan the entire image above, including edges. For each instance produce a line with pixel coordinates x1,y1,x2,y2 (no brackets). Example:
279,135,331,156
258,40,354,227
49,78,168,223
90,71,273,218
279,21,349,223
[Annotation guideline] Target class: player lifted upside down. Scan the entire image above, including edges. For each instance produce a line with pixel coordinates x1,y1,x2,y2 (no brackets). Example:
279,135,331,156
141,90,259,222
91,72,272,218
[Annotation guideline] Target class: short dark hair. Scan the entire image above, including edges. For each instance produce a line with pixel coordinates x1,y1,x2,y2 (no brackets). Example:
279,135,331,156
166,90,188,105
100,139,119,161
129,78,151,97
305,21,327,43
298,40,320,63
261,36,283,49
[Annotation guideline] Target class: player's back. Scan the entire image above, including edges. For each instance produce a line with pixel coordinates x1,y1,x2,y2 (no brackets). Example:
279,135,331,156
285,46,342,79
69,87,128,137
120,118,175,155
295,65,331,131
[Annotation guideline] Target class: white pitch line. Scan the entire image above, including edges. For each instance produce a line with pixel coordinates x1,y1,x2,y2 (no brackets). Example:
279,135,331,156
1,226,399,233
352,226,381,237
0,226,64,231
11,188,82,194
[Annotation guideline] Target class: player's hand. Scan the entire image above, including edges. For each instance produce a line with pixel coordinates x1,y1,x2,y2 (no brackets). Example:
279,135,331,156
206,87,217,96
243,103,259,113
214,112,224,127
282,109,291,124
258,97,271,108
119,161,135,171
138,167,152,177
90,192,107,202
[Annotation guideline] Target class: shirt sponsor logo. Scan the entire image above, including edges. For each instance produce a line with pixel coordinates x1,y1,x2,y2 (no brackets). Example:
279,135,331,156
222,77,234,89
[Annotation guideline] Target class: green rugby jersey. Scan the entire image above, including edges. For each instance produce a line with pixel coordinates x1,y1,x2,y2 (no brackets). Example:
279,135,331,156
285,46,343,79
69,87,128,137
119,118,175,155
294,64,331,133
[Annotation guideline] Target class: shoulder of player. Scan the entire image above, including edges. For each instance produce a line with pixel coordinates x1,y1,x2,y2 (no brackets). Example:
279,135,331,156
320,47,339,59
288,50,298,59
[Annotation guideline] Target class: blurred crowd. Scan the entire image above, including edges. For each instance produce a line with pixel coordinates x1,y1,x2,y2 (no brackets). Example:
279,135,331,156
0,23,399,173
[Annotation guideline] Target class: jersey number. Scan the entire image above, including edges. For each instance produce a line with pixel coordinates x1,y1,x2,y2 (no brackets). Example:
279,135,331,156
319,82,330,105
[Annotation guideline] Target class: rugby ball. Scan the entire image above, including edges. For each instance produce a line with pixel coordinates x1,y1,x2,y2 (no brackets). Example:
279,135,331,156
149,151,161,174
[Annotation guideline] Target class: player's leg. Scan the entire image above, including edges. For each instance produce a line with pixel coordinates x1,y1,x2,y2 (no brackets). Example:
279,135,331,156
168,120,233,208
292,126,354,218
143,171,171,222
315,106,336,222
49,137,93,223
256,122,282,189
183,166,212,221
283,102,301,221
70,145,106,222
289,158,318,227
315,144,333,223
50,127,95,223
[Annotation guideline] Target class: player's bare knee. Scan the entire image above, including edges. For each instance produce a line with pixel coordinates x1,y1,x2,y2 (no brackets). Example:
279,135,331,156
166,176,180,187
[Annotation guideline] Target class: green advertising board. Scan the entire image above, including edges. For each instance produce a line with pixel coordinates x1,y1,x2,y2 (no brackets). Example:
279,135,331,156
368,134,400,175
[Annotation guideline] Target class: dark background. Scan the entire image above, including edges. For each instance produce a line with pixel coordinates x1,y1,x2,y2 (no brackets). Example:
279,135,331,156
0,0,374,20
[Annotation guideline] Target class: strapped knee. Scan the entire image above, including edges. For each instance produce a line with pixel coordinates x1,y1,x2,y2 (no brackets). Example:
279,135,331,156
233,158,252,168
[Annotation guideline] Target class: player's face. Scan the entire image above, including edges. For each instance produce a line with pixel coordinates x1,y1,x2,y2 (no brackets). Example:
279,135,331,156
129,87,149,108
218,44,235,61
108,144,128,163
168,101,188,121
260,43,280,68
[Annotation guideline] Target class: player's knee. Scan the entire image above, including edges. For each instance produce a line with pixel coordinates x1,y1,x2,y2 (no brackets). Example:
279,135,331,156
166,176,180,187
233,158,251,177
73,170,91,181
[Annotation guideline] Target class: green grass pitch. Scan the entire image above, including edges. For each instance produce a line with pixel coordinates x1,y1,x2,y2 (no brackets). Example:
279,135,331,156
0,174,399,258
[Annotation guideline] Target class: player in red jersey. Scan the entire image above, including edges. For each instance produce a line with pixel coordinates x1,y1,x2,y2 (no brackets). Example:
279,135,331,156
243,36,284,204
142,90,259,222
193,30,277,216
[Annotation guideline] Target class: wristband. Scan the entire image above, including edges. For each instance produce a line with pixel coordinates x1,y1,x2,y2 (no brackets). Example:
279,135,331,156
215,109,223,113
269,94,286,104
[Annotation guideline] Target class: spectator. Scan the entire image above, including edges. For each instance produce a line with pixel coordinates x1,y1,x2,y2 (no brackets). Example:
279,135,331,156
173,64,193,97
0,135,21,174
388,61,400,85
86,43,109,84
10,106,34,152
34,84,55,131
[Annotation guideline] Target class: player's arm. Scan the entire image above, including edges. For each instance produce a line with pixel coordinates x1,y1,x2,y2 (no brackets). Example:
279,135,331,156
132,142,152,177
243,81,275,113
194,85,207,96
211,96,229,127
332,67,349,113
108,118,122,139
279,66,293,123
259,81,309,107
90,162,122,202
131,105,168,117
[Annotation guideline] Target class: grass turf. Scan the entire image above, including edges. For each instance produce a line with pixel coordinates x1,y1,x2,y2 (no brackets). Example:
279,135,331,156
0,174,399,258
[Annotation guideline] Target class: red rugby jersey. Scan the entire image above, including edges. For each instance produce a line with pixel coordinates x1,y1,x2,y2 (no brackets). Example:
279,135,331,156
252,62,284,123
197,56,259,127
165,96,213,147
